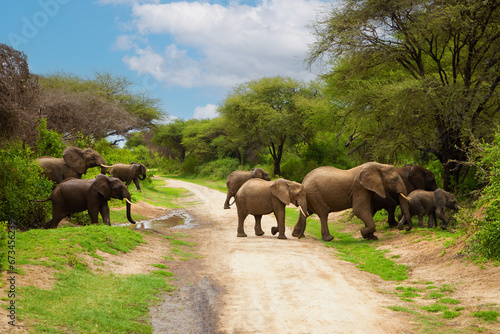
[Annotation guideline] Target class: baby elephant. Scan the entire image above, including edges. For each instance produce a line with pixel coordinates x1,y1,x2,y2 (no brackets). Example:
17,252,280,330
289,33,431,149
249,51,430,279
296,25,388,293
106,162,147,191
235,178,307,239
32,174,136,229
225,167,271,209
398,188,459,230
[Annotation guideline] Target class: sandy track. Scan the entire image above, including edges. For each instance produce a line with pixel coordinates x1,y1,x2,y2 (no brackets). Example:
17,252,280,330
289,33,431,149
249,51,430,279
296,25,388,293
163,179,410,333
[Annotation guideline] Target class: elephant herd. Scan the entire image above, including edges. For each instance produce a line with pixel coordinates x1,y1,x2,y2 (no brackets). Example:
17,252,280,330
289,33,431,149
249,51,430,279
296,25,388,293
33,146,148,229
225,164,460,241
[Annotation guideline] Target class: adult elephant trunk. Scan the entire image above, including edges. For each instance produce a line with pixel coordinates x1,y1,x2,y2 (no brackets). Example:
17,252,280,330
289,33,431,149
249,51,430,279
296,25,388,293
125,198,136,224
138,173,146,181
397,193,412,231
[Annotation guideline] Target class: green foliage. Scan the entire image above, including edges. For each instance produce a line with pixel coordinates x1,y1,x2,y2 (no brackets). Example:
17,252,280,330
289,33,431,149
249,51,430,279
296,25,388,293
472,310,499,322
0,143,52,230
35,118,63,157
467,131,500,261
196,157,241,180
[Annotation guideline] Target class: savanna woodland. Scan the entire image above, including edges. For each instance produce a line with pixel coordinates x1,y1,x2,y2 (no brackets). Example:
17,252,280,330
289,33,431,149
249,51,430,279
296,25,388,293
2,0,500,319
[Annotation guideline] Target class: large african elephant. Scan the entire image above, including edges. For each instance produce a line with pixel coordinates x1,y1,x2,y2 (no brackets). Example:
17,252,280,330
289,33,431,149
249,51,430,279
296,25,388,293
37,146,107,184
372,164,438,227
106,162,147,191
398,188,459,230
235,178,307,239
32,174,135,229
224,167,271,209
292,162,412,241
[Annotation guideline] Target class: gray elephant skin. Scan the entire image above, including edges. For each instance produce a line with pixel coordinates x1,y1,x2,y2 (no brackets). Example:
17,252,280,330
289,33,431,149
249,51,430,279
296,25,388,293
224,167,271,209
106,162,147,191
235,178,307,239
37,146,107,183
372,164,438,227
292,162,412,241
398,188,459,230
33,174,136,229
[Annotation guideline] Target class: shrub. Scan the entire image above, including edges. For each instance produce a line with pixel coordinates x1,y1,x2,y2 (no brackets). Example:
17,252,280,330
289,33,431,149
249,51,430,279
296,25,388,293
0,143,53,230
36,118,64,157
197,158,241,180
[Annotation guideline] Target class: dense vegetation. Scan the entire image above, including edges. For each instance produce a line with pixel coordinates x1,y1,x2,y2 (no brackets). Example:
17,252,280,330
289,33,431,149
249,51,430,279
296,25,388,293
1,0,500,265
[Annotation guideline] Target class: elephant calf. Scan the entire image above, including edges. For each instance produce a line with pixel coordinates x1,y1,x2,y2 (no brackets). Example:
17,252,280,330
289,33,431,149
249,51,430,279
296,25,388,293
32,174,136,229
235,178,307,239
105,162,147,191
398,188,459,230
224,167,271,209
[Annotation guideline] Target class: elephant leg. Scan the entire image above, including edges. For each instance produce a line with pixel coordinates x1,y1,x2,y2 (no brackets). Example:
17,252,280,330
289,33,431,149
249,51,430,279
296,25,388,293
273,207,287,239
254,215,265,236
387,207,397,227
417,215,425,228
237,209,248,237
88,207,100,225
435,207,448,229
99,203,111,226
317,212,334,241
427,213,435,228
224,191,233,209
353,195,378,240
133,178,141,191
44,214,65,229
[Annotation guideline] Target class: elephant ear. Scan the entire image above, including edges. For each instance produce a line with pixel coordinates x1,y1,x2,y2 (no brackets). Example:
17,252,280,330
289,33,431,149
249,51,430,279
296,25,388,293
359,163,386,198
270,179,291,205
434,188,448,208
63,146,86,174
93,174,111,200
408,165,425,190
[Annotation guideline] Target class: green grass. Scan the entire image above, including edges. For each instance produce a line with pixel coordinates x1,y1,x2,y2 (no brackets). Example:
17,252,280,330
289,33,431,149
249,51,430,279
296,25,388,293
19,268,173,333
15,225,145,269
162,174,227,193
472,310,499,322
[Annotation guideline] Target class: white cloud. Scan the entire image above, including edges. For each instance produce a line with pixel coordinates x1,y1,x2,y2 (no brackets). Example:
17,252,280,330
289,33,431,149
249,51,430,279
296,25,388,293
193,104,219,119
116,0,326,89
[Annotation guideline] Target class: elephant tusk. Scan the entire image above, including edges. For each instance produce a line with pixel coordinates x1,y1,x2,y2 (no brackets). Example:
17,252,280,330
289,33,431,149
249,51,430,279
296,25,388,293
299,207,307,217
399,193,410,201
101,164,113,168
125,198,133,205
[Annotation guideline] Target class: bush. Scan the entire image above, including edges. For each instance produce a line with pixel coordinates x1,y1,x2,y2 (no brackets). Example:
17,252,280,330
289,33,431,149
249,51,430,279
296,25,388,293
0,143,53,230
197,158,241,180
36,118,64,157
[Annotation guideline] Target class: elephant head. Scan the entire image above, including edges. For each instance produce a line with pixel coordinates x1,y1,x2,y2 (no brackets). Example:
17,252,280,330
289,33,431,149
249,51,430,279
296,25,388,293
270,179,307,216
359,163,412,231
63,146,107,176
434,188,459,212
407,165,438,192
93,174,135,224
132,162,147,180
251,168,271,181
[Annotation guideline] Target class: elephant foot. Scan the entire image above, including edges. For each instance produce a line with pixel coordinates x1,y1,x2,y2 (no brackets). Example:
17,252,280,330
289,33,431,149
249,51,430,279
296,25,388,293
271,226,278,235
237,232,247,237
255,230,265,236
277,234,287,240
224,204,230,209
363,233,379,241
322,234,334,242
292,230,300,237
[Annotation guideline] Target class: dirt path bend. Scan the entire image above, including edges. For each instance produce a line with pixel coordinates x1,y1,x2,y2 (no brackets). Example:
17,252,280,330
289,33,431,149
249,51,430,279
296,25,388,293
162,179,410,334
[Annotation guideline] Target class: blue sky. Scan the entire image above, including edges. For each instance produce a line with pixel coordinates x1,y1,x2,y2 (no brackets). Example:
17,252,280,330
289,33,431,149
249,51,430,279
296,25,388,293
1,0,329,121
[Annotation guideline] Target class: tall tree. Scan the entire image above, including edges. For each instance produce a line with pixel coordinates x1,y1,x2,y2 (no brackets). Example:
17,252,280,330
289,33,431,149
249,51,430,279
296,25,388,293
308,0,500,191
0,43,40,144
219,77,322,176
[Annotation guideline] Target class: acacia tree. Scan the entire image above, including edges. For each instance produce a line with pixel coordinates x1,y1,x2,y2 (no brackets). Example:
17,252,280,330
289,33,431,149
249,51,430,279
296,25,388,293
308,0,500,191
0,43,40,144
219,77,323,176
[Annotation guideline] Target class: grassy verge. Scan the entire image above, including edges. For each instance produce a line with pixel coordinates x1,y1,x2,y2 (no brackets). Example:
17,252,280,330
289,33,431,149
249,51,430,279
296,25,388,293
3,178,190,333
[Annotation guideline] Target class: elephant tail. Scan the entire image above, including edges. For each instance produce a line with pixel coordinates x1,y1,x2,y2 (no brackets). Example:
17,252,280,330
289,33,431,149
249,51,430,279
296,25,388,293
228,195,237,207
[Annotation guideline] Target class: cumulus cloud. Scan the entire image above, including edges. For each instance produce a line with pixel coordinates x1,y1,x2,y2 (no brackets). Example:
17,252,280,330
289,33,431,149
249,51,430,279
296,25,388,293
193,104,219,119
116,0,326,89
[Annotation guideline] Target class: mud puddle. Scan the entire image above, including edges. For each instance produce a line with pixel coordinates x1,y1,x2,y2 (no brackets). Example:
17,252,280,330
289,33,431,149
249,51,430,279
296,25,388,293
134,210,197,230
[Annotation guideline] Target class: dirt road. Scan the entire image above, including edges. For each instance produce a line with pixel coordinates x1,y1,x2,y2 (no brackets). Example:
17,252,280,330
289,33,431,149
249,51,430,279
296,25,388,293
156,179,412,333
